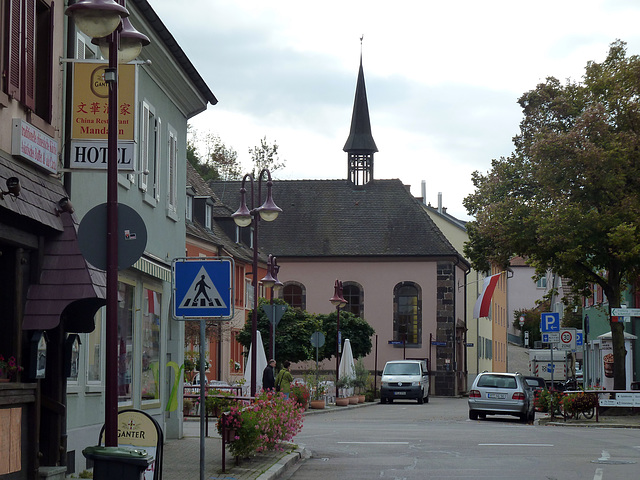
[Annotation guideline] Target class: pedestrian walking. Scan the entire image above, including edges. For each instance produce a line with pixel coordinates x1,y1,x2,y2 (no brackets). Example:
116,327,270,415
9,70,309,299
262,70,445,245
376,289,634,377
275,360,293,398
262,359,276,391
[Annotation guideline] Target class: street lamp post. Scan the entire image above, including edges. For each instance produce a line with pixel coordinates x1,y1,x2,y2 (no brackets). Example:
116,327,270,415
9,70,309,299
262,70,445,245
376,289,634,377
329,280,347,384
66,0,148,447
232,169,281,397
262,254,283,361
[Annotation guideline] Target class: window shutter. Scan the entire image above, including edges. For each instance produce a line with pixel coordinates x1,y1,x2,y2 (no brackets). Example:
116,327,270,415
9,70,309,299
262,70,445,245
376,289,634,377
140,103,149,192
7,0,22,99
23,0,36,110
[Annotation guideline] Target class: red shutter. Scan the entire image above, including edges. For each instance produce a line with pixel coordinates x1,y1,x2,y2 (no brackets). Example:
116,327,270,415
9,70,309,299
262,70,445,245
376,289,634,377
23,0,36,110
7,0,22,99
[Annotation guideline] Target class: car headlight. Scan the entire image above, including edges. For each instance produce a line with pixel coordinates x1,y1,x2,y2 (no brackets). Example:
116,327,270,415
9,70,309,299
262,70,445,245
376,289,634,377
411,381,420,386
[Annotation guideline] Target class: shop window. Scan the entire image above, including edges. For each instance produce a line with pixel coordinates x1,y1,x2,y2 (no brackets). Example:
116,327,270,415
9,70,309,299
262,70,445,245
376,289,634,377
87,309,103,383
141,288,161,403
117,282,135,403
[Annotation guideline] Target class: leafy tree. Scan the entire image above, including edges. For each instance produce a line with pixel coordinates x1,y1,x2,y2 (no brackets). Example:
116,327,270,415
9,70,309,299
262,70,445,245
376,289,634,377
249,136,285,177
187,126,241,181
236,299,375,365
464,40,640,389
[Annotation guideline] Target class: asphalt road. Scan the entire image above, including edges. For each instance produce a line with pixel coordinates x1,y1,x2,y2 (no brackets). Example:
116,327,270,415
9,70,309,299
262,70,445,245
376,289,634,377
284,397,640,480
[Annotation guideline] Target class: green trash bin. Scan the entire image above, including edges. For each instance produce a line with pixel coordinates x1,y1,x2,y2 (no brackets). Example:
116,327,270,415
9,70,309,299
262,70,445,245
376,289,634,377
83,445,153,480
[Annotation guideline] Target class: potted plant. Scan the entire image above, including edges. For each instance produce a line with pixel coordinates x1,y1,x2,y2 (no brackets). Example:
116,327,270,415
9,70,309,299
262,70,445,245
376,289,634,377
335,376,353,406
183,398,194,417
305,373,328,409
206,389,234,417
0,355,23,381
353,358,370,403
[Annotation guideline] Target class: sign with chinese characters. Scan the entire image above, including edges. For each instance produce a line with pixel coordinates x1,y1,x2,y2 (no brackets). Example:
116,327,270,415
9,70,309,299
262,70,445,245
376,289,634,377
70,62,136,170
72,62,135,140
11,119,59,174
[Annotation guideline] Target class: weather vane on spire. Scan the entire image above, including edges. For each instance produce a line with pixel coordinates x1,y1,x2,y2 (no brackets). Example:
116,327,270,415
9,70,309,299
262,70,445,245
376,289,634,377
360,34,364,56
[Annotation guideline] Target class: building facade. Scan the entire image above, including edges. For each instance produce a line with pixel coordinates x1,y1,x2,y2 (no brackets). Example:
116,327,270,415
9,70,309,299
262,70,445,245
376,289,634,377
62,1,216,475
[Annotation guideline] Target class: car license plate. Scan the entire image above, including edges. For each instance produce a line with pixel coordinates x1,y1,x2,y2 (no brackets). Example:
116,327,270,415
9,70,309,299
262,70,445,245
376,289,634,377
487,393,506,399
394,391,406,395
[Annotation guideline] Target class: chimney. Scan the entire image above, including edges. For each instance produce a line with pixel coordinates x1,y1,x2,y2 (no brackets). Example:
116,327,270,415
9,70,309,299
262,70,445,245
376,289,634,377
421,180,426,205
438,192,442,213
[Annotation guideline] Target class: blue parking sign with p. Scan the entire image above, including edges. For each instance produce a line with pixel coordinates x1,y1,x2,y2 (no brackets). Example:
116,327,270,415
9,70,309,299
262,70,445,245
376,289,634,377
172,257,234,320
541,312,560,332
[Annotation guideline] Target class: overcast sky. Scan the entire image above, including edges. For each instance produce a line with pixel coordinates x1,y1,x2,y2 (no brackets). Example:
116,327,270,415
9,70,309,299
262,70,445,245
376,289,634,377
149,0,640,220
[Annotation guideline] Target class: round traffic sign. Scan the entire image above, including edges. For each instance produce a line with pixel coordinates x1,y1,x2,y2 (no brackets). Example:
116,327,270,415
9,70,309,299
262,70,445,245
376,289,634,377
310,331,325,348
561,331,573,344
519,315,525,326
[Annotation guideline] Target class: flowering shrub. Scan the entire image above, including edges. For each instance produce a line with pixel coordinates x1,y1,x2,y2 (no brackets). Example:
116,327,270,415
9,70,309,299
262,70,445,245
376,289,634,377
216,391,304,458
0,355,22,379
535,389,563,413
561,391,598,416
290,383,310,407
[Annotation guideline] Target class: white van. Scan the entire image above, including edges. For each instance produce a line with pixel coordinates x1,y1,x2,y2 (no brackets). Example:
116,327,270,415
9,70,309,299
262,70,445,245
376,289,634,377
380,360,429,404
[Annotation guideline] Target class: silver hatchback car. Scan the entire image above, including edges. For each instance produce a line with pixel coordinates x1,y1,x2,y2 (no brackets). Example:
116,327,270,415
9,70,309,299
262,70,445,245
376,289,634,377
468,372,534,423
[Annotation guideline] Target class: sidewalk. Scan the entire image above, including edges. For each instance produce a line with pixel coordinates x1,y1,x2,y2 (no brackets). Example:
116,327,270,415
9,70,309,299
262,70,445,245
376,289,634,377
161,402,373,480
537,409,640,428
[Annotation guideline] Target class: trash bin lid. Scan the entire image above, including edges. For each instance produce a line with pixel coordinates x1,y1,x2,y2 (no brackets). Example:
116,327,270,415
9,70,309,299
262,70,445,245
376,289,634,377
83,445,150,460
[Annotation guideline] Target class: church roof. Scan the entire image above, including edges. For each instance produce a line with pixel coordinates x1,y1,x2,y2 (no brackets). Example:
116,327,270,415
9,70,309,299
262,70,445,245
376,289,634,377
210,178,464,261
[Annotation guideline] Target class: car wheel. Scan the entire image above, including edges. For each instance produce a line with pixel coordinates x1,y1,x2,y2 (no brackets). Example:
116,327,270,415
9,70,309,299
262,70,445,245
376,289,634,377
418,394,424,404
469,410,478,420
519,413,528,423
380,397,387,404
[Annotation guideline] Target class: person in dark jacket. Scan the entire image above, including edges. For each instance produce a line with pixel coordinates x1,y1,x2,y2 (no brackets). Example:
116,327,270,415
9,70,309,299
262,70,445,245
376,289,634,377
262,359,276,391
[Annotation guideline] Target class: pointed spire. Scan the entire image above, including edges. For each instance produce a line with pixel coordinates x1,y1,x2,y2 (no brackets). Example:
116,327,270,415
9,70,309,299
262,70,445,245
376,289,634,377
343,46,378,154
344,37,377,186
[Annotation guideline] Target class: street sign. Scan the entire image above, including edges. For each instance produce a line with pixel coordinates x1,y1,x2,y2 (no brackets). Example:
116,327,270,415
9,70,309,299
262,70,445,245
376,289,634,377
431,341,446,346
388,340,404,345
172,257,234,320
540,312,560,332
465,343,474,347
262,304,287,327
558,328,577,351
519,315,525,327
576,331,583,347
542,332,559,343
310,331,325,348
611,308,640,317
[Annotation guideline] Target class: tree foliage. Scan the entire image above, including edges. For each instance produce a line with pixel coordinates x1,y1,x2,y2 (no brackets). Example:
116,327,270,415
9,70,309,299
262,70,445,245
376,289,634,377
248,136,285,177
187,127,242,181
236,299,375,366
463,40,640,389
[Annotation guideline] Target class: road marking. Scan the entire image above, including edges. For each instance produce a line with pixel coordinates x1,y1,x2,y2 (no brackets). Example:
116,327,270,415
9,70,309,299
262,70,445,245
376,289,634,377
599,450,610,462
479,443,554,447
593,468,603,480
337,442,410,445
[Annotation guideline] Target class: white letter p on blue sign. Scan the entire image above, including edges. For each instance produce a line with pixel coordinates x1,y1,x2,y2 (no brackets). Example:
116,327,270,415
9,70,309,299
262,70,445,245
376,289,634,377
541,312,560,332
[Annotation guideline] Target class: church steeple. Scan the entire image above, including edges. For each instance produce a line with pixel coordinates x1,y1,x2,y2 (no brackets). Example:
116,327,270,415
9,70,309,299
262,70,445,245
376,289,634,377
343,46,377,186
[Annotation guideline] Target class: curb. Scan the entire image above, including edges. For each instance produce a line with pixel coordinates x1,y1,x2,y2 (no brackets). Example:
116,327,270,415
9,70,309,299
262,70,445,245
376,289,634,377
257,446,309,480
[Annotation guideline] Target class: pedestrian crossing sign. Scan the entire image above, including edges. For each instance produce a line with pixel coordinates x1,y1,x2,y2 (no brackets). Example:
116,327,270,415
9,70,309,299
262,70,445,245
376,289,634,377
172,257,234,320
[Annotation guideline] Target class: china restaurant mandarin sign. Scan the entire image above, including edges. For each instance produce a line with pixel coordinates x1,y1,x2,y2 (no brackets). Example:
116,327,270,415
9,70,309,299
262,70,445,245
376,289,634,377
70,62,136,170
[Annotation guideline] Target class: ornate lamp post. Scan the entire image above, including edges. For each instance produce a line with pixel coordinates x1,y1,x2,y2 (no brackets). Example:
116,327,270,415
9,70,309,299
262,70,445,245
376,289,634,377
232,169,281,396
66,0,148,447
329,280,347,384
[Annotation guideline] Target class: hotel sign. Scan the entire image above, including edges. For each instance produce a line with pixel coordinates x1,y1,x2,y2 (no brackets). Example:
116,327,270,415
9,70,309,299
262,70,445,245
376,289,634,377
70,62,136,170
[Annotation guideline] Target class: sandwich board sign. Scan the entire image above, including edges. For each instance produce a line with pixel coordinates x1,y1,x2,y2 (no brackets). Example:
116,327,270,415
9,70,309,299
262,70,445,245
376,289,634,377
172,257,234,320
